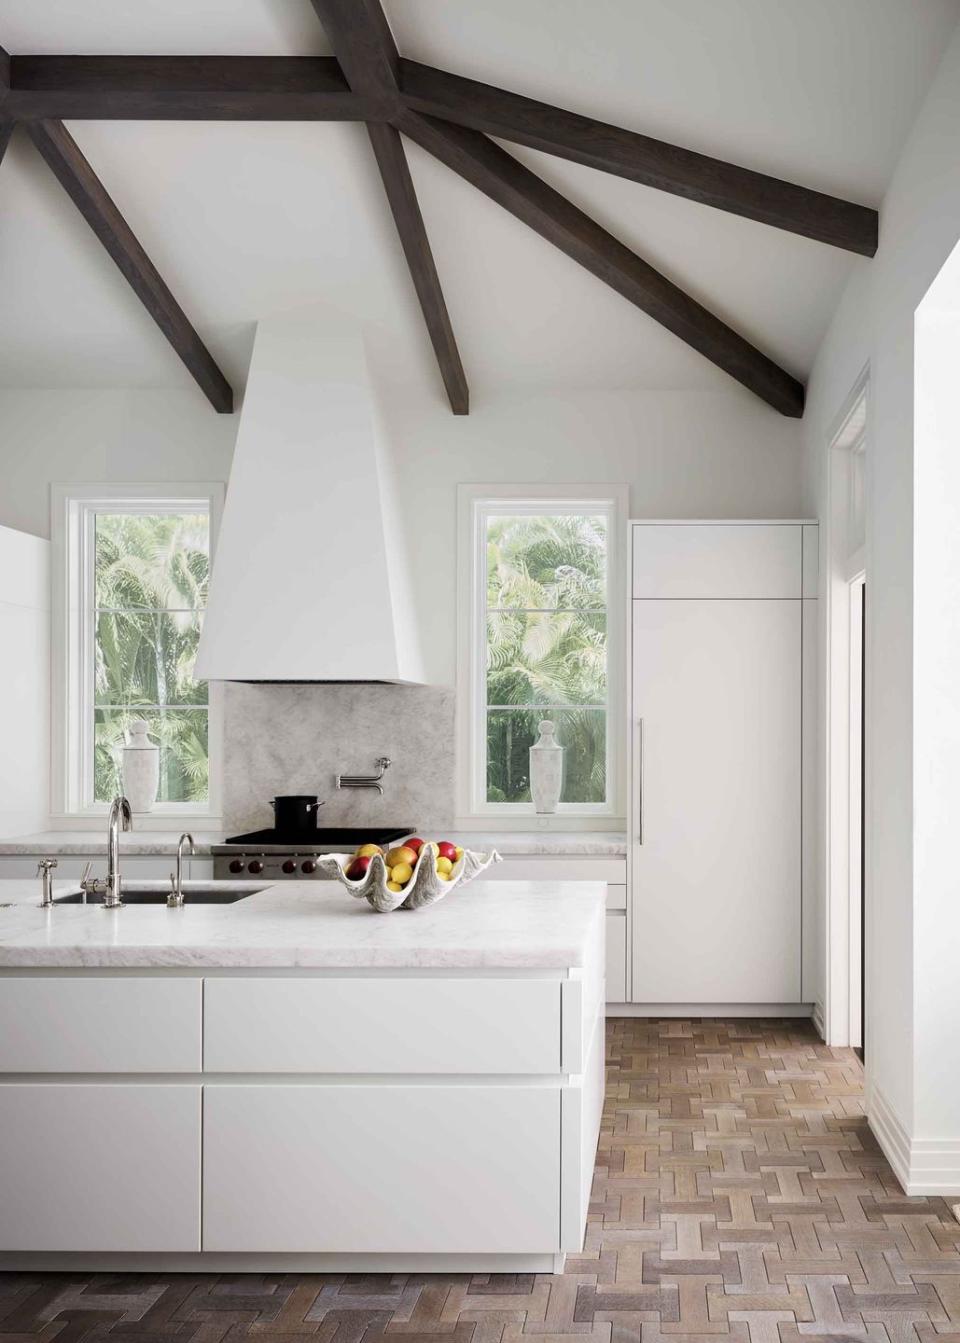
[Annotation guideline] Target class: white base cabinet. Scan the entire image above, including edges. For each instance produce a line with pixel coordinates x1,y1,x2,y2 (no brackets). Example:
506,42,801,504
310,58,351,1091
204,1084,559,1253
0,1084,201,1251
0,957,603,1272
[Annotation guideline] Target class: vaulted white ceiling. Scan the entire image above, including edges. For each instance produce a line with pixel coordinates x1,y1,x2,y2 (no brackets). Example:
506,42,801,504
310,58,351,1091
0,0,957,405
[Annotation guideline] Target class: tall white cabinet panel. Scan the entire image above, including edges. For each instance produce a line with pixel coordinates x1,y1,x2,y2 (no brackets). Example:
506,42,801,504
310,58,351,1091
631,593,802,1003
0,1084,201,1250
203,1084,559,1253
631,524,801,599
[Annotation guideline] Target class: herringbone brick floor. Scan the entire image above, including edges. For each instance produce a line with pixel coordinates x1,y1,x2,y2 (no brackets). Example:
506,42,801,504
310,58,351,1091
2,1019,957,1343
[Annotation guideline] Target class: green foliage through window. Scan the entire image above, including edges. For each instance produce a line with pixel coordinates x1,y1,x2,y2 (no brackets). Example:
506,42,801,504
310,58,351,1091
93,512,210,804
484,513,607,805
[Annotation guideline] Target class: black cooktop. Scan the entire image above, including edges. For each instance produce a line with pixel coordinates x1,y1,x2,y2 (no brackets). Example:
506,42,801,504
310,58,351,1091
223,826,412,849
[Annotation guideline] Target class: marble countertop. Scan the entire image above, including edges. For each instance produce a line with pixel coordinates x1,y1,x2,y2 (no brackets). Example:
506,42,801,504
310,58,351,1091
0,878,607,969
0,831,223,856
0,829,626,857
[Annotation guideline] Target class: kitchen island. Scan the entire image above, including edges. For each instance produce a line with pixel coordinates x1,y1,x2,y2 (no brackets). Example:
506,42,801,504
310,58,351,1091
0,879,605,1274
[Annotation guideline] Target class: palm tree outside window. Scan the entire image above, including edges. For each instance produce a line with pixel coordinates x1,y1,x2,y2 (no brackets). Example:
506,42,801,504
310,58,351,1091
459,486,626,819
52,486,223,818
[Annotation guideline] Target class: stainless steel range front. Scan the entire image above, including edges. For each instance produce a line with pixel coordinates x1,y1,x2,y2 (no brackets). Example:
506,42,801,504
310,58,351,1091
212,827,412,880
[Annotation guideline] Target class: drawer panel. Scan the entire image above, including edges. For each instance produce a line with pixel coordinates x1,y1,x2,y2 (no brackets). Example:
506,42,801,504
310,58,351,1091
204,977,561,1074
0,1084,201,1250
482,856,626,883
606,913,627,1002
632,523,801,598
203,1083,559,1252
0,977,202,1073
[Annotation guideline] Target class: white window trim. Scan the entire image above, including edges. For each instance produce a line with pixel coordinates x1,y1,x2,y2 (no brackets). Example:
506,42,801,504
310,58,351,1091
50,482,225,829
456,482,628,829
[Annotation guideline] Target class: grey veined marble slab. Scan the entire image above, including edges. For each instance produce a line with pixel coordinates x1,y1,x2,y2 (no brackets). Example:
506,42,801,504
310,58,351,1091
0,831,223,856
223,682,455,835
0,880,606,970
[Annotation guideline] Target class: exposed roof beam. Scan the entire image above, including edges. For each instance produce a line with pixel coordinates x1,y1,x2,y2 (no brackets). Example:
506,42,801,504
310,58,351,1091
309,0,400,96
26,119,233,413
312,0,468,414
5,55,373,120
366,121,468,413
397,110,805,417
399,61,879,258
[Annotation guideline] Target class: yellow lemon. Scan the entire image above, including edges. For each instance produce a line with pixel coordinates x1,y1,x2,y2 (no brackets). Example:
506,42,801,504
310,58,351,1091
391,862,413,884
453,846,464,860
436,856,453,874
437,871,452,882
357,843,383,858
386,880,403,893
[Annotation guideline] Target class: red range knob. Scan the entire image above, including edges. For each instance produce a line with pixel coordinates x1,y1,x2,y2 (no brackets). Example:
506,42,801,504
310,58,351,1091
301,859,317,874
282,860,297,874
248,859,264,875
228,859,244,874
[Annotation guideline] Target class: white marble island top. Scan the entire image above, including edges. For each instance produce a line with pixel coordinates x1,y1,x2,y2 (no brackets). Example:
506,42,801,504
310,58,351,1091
0,879,606,970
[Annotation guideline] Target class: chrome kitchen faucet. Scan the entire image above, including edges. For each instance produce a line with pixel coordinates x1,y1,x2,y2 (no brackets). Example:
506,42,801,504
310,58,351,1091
80,795,133,908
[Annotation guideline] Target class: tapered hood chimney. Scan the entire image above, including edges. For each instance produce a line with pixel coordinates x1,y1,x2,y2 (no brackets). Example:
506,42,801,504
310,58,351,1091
195,310,425,683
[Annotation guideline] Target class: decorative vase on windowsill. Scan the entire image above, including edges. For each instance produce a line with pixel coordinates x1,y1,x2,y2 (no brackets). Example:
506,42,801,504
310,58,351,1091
530,719,563,814
122,718,160,813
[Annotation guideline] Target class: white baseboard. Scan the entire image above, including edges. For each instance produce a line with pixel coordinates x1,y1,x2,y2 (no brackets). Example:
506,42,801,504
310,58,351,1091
606,1003,814,1018
870,1083,960,1196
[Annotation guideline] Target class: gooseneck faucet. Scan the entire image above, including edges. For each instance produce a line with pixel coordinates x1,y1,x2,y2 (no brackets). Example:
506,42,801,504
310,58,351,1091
168,833,195,908
81,795,133,908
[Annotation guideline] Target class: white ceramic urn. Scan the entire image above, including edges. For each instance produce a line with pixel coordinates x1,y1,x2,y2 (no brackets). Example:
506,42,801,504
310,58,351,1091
529,719,563,814
122,718,160,813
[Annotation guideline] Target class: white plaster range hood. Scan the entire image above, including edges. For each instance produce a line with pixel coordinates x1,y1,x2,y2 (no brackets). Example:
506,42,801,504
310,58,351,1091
195,310,425,683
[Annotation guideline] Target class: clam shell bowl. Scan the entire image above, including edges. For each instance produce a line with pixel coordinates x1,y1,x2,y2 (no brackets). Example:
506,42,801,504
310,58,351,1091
317,846,501,912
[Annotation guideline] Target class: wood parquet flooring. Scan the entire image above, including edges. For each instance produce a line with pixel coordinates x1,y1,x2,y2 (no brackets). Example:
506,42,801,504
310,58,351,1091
3,1019,956,1343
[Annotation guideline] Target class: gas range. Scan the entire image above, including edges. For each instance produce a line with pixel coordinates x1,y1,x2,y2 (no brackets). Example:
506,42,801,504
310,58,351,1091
212,827,413,880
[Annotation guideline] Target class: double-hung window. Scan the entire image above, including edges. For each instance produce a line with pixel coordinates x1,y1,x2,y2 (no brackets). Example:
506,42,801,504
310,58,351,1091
52,484,223,820
458,484,626,821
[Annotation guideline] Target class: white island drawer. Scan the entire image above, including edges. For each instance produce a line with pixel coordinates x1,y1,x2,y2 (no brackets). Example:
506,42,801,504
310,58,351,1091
204,977,562,1074
203,1083,559,1252
0,977,202,1073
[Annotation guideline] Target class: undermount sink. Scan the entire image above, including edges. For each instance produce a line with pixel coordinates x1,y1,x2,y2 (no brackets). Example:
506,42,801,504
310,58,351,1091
55,883,266,906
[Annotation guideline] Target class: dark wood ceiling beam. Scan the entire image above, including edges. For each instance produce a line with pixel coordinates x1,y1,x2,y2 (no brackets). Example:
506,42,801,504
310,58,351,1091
26,119,233,412
396,110,804,417
311,0,468,413
366,121,468,413
308,0,400,96
399,61,878,258
5,55,375,120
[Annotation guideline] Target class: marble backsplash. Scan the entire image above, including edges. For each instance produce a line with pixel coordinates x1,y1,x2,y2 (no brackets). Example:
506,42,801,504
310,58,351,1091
223,683,455,835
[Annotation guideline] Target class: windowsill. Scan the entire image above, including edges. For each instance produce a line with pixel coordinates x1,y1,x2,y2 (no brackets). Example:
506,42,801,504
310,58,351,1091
50,813,223,832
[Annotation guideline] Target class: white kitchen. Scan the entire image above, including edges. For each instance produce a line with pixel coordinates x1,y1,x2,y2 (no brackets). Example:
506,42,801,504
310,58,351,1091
2,0,960,1329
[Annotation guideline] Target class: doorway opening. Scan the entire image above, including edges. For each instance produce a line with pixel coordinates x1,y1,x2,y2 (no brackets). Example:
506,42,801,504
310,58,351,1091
825,379,867,1050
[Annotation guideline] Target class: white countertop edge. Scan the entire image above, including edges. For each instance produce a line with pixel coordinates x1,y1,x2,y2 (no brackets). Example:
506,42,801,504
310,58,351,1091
0,830,626,857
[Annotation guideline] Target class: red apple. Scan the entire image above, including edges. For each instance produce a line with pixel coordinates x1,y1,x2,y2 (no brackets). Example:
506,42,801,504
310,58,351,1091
346,855,371,880
436,841,458,862
405,836,425,853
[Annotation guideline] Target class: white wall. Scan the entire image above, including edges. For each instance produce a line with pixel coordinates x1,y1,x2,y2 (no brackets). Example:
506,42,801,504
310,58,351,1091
801,20,960,1187
1,378,804,689
0,526,49,837
0,389,237,539
374,380,804,685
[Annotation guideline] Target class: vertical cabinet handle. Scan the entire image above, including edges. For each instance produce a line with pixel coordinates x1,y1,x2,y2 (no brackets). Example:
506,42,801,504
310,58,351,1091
635,717,644,845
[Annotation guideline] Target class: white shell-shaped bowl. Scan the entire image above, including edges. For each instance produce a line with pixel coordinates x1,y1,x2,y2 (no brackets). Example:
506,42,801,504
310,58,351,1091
317,846,501,912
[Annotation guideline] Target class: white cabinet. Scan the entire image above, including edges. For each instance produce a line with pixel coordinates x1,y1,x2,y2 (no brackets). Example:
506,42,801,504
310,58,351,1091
630,522,812,1006
205,977,560,1074
0,977,201,1072
0,1084,201,1250
605,913,627,1001
203,1083,559,1253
